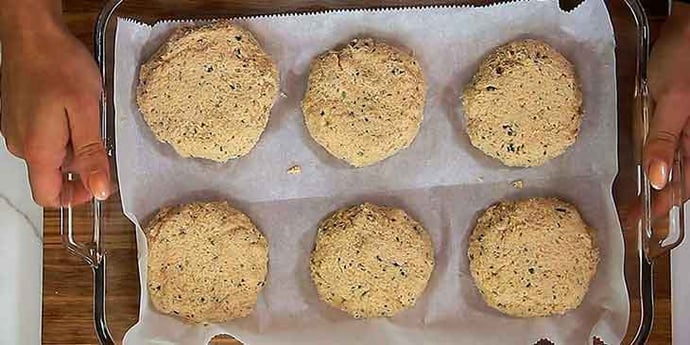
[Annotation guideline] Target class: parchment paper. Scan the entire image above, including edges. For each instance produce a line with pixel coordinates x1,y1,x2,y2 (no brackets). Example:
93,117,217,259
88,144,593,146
117,1,629,344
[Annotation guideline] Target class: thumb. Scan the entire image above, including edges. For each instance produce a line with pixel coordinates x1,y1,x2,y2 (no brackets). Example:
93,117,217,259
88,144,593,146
643,92,690,190
67,95,111,201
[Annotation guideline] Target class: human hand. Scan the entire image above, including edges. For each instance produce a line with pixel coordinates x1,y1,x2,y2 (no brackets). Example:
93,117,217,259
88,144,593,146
642,2,690,217
0,11,111,207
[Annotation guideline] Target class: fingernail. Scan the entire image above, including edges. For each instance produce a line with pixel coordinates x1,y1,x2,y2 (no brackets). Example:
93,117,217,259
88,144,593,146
88,170,110,201
648,159,669,190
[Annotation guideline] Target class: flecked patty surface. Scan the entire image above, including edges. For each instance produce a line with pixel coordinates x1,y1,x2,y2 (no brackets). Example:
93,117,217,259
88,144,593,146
137,21,278,162
468,198,599,317
146,201,268,323
310,203,434,318
463,39,582,167
302,38,426,167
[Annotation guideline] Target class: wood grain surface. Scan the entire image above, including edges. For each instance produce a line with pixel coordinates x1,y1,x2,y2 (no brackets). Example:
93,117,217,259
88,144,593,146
43,0,672,344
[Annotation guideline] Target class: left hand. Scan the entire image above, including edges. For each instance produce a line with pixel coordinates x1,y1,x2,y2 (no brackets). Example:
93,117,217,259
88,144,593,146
0,14,111,207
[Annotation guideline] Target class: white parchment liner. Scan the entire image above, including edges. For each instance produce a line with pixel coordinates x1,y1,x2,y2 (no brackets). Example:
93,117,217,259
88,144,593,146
115,0,629,343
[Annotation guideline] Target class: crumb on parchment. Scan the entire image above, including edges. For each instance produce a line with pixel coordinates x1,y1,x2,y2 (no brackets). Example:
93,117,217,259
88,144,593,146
287,165,302,175
511,180,524,189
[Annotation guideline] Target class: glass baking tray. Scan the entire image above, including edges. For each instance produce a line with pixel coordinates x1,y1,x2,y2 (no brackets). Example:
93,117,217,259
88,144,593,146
59,0,683,344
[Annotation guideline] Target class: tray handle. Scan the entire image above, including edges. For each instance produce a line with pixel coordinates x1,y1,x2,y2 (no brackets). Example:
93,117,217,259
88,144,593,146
59,173,99,268
57,1,124,345
59,175,114,345
624,1,652,344
642,150,686,259
627,0,683,343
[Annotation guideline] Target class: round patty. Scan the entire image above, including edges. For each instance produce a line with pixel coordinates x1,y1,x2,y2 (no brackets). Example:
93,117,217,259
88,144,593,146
468,198,599,317
146,201,268,323
302,38,426,167
137,21,278,162
310,203,434,318
462,39,582,167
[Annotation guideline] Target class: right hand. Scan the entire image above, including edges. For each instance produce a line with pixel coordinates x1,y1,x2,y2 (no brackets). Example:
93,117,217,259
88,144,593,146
0,11,111,207
628,1,690,223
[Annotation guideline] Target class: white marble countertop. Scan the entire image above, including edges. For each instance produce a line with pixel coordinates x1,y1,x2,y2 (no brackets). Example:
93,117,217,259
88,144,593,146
672,222,690,344
0,135,43,345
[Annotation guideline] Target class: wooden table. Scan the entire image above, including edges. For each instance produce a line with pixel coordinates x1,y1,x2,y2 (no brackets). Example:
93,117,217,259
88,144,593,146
43,0,672,344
